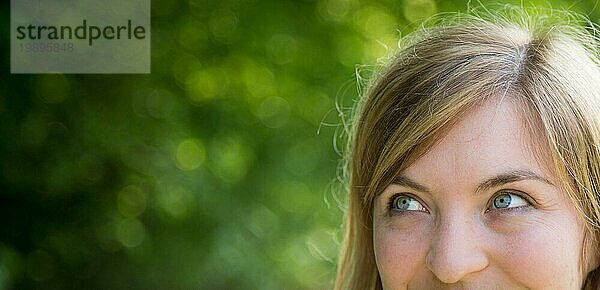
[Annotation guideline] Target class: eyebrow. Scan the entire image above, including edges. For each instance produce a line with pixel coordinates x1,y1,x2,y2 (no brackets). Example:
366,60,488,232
392,169,554,195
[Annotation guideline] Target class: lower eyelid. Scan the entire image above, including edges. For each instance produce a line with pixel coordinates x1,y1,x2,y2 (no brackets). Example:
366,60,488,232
492,191,532,206
487,197,533,213
486,204,533,216
387,208,429,218
386,196,430,217
386,192,535,216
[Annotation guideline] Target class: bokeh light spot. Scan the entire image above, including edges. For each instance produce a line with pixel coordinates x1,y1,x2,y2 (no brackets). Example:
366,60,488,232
185,68,229,103
242,63,276,99
115,218,147,248
299,91,333,125
78,154,104,184
255,96,291,128
210,135,253,184
97,219,122,253
120,143,165,177
284,237,313,280
178,17,207,51
403,0,437,23
277,180,312,213
306,228,337,263
336,34,364,67
35,74,70,104
266,34,298,65
156,185,194,219
354,6,398,39
363,34,398,62
247,204,279,239
20,111,50,146
317,0,357,22
146,89,175,119
209,9,238,43
176,138,206,171
132,88,175,119
284,138,321,176
172,54,202,85
352,6,400,62
117,185,147,218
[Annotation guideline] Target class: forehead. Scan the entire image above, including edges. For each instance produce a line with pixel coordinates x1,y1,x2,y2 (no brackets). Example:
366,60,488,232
402,98,555,187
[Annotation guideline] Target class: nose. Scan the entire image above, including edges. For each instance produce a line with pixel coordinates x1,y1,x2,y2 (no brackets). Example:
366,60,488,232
426,213,489,284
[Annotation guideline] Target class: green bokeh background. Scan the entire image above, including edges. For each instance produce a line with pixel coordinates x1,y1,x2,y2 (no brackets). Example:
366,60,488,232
1,0,599,289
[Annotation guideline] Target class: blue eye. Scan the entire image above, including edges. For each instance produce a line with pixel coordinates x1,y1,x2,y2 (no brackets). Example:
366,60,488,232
389,194,427,212
491,192,530,210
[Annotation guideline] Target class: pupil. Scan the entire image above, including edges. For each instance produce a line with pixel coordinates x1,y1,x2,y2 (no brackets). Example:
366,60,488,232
494,194,511,208
396,196,411,210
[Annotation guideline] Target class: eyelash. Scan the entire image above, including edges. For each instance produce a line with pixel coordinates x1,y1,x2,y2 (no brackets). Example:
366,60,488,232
386,193,428,214
386,190,534,214
486,190,534,212
386,193,400,211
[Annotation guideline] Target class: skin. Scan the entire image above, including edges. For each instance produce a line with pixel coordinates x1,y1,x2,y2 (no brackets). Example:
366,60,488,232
372,98,598,289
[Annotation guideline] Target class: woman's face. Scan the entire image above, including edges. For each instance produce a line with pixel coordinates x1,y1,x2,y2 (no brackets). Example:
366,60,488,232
373,98,597,289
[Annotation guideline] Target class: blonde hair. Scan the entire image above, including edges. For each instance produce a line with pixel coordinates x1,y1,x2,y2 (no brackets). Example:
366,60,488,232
335,6,600,290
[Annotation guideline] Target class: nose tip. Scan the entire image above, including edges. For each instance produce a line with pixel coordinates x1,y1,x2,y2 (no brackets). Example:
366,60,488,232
426,221,489,283
426,246,488,283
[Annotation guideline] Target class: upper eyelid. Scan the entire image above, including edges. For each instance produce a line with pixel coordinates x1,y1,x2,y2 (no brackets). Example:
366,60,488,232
390,173,553,199
386,181,539,200
387,192,429,211
488,189,537,209
384,188,537,211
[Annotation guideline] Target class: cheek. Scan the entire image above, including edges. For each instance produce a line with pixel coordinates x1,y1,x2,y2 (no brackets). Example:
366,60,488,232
494,217,584,288
374,220,431,287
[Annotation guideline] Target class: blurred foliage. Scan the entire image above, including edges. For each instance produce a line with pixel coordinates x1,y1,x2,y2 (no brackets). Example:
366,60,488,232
1,0,600,289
